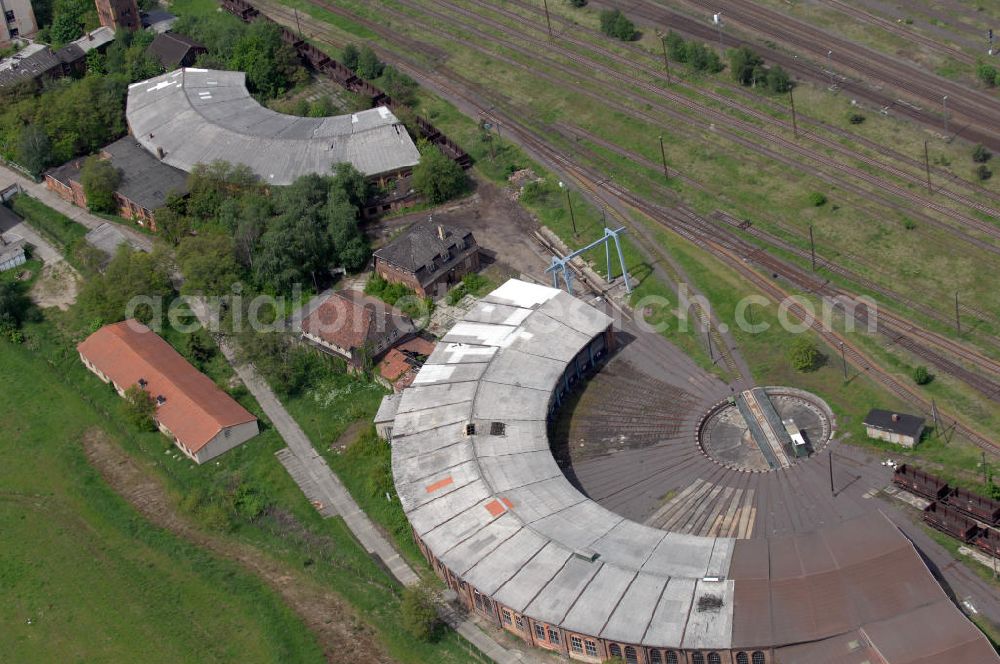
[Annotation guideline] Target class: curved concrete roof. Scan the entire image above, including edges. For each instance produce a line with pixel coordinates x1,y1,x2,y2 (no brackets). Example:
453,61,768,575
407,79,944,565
390,279,997,660
126,68,421,185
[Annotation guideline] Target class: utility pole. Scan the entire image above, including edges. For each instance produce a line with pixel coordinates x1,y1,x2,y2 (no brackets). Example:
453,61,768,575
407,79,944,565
942,95,949,136
923,140,932,193
659,33,672,84
707,328,715,361
809,225,816,271
983,451,989,488
788,88,798,139
829,450,835,495
658,134,669,181
827,50,834,88
542,0,553,37
955,291,961,334
294,8,302,37
713,12,723,48
840,342,848,380
565,188,577,236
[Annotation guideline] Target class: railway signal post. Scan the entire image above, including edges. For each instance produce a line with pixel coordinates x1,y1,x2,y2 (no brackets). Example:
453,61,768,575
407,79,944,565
542,0,552,38
659,134,669,181
657,31,672,84
923,141,932,193
788,88,798,139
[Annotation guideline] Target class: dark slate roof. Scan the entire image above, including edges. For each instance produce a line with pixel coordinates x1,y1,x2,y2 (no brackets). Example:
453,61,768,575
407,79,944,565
373,219,477,283
55,44,85,66
0,47,62,88
45,158,84,187
146,32,206,69
102,136,189,211
864,409,925,438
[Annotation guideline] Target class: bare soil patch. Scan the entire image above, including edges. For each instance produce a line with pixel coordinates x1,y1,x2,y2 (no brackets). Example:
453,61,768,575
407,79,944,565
29,261,78,310
80,428,396,664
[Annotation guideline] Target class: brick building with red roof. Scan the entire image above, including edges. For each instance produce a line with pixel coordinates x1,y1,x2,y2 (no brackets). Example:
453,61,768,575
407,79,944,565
78,320,259,463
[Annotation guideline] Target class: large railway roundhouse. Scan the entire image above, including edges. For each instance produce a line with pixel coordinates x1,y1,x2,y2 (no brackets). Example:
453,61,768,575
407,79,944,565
388,280,997,664
126,68,421,185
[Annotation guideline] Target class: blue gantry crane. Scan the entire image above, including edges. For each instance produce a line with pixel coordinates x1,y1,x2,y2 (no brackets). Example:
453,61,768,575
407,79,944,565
545,227,632,295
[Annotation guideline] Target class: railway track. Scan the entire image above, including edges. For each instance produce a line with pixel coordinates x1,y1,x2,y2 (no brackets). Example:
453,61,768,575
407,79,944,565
386,0,1000,258
244,0,1000,449
661,0,1000,144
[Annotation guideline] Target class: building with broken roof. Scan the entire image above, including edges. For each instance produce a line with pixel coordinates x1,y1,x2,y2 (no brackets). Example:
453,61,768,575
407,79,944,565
0,27,114,88
385,278,998,664
78,320,259,463
145,32,205,69
373,219,480,298
45,136,189,230
125,68,421,186
300,290,416,369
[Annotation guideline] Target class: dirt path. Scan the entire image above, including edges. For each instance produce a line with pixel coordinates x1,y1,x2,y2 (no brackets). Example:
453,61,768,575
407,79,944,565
80,428,396,664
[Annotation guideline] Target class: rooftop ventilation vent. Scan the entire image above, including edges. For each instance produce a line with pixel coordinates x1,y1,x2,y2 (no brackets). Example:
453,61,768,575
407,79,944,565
490,422,506,436
465,423,476,436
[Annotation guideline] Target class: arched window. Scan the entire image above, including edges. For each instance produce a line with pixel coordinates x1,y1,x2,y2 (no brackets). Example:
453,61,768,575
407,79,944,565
650,650,663,664
736,653,749,664
625,646,638,664
752,652,766,664
708,653,721,664
665,652,679,664
609,644,623,658
692,654,705,664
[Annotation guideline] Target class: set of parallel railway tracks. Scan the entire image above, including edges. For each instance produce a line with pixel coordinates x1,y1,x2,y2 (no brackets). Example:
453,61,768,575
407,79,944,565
231,0,1000,452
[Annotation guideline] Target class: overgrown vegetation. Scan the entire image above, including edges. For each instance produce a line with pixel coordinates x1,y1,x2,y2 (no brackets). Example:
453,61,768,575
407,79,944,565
912,365,933,385
789,337,822,372
446,273,493,305
401,581,440,641
977,62,998,87
80,155,123,213
663,31,724,73
365,273,433,320
411,140,468,204
599,9,637,42
727,46,791,93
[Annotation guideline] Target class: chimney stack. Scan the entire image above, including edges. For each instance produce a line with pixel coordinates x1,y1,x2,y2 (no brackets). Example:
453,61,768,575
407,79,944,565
891,413,900,422
156,146,164,159
438,224,445,240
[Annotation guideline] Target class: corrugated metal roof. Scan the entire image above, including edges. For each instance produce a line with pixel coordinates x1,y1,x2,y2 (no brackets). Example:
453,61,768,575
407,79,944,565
126,68,421,184
388,278,999,661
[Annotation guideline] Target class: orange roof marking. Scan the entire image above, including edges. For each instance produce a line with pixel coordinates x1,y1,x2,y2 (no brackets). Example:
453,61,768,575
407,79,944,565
425,476,454,493
485,500,505,517
501,497,514,509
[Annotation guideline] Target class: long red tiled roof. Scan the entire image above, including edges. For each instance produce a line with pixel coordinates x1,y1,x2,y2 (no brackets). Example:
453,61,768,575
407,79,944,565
77,320,256,453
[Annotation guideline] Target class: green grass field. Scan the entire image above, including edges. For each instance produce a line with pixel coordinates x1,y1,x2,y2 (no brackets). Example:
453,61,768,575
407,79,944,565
0,344,325,664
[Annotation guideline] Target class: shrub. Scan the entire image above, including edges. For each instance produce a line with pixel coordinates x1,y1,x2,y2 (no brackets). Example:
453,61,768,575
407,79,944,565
599,9,637,41
567,0,586,5
808,192,827,207
902,218,917,230
341,43,360,70
122,384,157,431
977,63,998,87
788,337,821,372
847,112,865,125
976,164,993,181
401,582,440,641
972,144,992,163
912,365,933,385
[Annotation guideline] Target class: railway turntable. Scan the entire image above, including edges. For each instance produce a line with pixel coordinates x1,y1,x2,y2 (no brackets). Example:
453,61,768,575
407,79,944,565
386,279,998,664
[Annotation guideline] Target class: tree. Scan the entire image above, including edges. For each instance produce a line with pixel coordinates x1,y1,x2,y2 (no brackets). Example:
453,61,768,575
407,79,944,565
599,9,637,41
78,245,174,325
154,206,192,246
684,41,723,72
808,191,827,207
186,330,216,368
972,144,992,163
382,66,418,106
15,125,52,176
411,142,467,204
0,282,31,333
976,164,993,181
401,582,439,641
665,31,686,62
80,156,123,214
977,63,998,87
177,233,243,296
355,46,383,79
728,46,763,86
788,337,821,372
766,65,791,93
912,365,933,385
123,384,157,431
330,162,369,209
228,22,304,98
341,43,360,71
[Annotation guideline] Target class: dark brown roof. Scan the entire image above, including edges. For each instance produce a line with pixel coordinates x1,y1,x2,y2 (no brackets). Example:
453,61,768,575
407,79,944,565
301,290,413,353
146,32,206,69
77,320,257,452
0,47,62,88
373,219,477,285
864,409,926,438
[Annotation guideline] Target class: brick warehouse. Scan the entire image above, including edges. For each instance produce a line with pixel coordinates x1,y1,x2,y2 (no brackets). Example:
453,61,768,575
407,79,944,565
383,280,998,664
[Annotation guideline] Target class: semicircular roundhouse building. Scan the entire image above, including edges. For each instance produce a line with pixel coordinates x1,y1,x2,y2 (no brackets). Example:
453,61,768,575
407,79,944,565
125,68,421,185
388,279,998,664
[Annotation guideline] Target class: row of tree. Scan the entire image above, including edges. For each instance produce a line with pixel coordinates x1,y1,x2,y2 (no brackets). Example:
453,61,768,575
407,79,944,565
340,43,419,107
663,31,724,74
727,46,792,93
